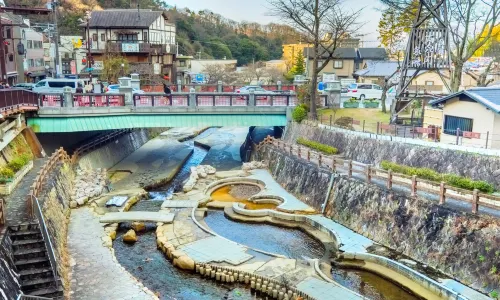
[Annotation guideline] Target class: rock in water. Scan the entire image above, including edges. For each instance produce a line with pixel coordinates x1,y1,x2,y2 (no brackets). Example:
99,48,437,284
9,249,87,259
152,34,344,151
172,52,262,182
123,229,137,243
131,222,146,232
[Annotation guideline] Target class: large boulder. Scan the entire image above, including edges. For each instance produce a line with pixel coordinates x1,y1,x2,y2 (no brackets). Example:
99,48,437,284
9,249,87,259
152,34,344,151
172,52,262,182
131,222,146,232
123,229,137,243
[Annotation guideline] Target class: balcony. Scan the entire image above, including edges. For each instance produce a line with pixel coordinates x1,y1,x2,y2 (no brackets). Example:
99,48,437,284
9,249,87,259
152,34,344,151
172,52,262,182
91,41,176,55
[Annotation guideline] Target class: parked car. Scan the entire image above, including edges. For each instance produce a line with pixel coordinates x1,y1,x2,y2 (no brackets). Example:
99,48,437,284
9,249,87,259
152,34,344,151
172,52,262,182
345,83,383,100
13,83,35,90
341,86,349,93
235,86,270,94
32,79,87,94
105,84,144,94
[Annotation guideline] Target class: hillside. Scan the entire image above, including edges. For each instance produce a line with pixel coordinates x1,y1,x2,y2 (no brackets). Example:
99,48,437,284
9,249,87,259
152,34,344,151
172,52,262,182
6,0,301,66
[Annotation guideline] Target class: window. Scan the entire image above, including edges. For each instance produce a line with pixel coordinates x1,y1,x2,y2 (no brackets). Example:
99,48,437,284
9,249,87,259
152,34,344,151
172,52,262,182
35,81,45,87
373,85,382,90
357,84,372,89
101,33,105,42
5,28,11,39
47,81,76,88
425,81,434,86
36,58,44,67
317,60,323,68
118,34,138,41
334,60,343,69
92,34,98,41
179,60,186,67
28,59,34,67
27,40,33,49
443,115,473,135
8,54,13,62
143,32,148,42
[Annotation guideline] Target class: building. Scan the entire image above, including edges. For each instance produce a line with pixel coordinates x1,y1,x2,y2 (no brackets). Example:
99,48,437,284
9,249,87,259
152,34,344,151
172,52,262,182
57,36,86,76
265,60,287,72
83,9,176,81
0,13,24,85
190,59,237,83
175,55,192,84
354,61,400,85
304,48,368,79
428,87,500,149
23,28,46,82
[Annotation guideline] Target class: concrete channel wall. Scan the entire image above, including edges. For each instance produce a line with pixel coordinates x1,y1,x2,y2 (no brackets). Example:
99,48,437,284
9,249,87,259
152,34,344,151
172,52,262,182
284,122,500,190
257,145,500,296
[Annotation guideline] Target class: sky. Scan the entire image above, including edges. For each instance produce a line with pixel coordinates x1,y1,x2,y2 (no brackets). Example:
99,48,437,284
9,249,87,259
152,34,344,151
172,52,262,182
166,0,384,47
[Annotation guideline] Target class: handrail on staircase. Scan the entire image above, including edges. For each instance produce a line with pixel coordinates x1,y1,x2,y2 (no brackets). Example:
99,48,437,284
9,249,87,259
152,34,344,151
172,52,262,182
31,195,59,292
17,294,54,300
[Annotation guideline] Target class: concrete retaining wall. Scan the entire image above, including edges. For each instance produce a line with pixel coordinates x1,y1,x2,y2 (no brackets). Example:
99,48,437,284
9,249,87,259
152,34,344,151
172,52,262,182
257,145,500,295
0,235,20,299
284,122,500,189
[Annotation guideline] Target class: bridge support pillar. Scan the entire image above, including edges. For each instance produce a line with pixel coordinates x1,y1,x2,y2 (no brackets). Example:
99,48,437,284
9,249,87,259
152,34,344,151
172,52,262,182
277,80,282,91
189,88,196,107
249,90,256,106
130,73,140,90
177,80,182,93
119,77,133,106
63,87,73,107
217,81,223,93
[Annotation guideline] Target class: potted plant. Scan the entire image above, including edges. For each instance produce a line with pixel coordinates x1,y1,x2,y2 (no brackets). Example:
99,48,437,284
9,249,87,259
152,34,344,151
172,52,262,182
363,100,380,108
343,98,360,108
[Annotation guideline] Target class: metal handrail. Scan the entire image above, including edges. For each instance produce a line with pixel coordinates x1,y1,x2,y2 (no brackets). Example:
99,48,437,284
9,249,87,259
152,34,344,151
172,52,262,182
17,294,54,300
32,196,59,291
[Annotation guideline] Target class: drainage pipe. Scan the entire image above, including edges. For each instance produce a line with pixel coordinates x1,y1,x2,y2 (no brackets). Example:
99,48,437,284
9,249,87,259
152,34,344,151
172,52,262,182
321,174,336,214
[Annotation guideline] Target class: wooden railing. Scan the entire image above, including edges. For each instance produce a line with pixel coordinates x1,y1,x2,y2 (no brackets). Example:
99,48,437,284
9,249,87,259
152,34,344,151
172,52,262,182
0,198,5,225
259,137,500,215
26,148,70,218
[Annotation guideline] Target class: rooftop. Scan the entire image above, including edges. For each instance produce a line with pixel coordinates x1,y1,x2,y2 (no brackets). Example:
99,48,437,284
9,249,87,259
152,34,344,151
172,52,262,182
429,87,500,113
88,9,168,28
355,61,399,77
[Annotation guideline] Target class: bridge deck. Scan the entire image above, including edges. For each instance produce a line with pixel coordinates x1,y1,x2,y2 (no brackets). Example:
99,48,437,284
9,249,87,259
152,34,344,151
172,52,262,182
99,211,175,223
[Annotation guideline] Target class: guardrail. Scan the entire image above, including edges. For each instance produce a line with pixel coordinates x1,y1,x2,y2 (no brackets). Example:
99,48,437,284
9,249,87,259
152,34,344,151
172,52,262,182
17,294,56,300
0,89,39,116
259,137,500,215
133,94,188,106
70,129,133,164
73,94,125,107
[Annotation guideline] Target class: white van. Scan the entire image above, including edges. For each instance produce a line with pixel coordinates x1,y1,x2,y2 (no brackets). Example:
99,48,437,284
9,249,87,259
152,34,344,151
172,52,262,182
32,79,87,94
345,83,383,100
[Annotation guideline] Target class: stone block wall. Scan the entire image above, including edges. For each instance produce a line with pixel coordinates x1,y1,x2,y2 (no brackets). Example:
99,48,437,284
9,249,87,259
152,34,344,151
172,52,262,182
38,162,75,295
257,145,500,295
284,122,500,189
0,235,20,299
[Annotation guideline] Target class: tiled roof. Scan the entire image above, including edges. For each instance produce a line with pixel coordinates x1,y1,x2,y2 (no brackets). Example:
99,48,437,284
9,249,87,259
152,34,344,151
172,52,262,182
89,10,166,28
355,61,399,77
358,48,388,59
429,87,500,113
304,47,357,59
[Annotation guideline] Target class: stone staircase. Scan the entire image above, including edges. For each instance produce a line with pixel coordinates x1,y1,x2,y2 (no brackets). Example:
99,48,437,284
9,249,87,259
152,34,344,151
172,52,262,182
8,222,63,298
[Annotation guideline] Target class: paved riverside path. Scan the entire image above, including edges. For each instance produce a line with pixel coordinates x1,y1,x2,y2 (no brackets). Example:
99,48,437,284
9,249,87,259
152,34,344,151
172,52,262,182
5,158,46,225
68,207,153,300
99,211,175,223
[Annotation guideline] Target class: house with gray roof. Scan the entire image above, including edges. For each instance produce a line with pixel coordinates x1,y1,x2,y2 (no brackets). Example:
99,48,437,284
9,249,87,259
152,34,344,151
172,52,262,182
83,9,177,82
428,87,500,149
303,47,387,79
354,61,400,85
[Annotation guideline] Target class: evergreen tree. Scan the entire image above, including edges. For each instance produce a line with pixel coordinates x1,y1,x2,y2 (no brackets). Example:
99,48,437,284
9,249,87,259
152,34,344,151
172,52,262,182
284,50,305,82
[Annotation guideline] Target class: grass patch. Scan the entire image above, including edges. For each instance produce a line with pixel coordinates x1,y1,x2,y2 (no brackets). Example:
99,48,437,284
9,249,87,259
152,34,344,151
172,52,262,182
380,161,495,193
319,108,390,123
297,137,338,155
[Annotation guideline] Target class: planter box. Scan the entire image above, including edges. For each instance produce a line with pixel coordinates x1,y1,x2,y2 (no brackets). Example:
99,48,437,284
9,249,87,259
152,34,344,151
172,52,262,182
0,160,34,195
343,101,360,108
363,101,380,108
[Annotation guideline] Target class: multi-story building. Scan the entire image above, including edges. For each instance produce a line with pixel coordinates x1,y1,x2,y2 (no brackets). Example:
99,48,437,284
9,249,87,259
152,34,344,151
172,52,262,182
1,13,24,85
83,9,176,81
23,28,46,82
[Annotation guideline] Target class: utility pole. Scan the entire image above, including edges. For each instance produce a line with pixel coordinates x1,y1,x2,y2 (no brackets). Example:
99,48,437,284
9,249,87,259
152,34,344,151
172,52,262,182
51,0,60,78
86,11,93,82
0,15,6,82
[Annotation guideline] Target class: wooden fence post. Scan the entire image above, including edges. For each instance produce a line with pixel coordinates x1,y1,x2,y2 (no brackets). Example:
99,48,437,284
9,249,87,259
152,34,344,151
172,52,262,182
387,170,393,189
472,189,479,214
318,154,322,166
439,182,446,205
348,160,352,178
331,157,336,171
307,150,310,161
298,147,301,158
411,175,417,197
366,165,371,183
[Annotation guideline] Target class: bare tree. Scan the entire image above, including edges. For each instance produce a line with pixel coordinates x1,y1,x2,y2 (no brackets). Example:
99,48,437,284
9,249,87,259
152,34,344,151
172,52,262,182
268,0,362,119
266,67,286,84
248,61,267,83
202,64,235,84
380,0,500,92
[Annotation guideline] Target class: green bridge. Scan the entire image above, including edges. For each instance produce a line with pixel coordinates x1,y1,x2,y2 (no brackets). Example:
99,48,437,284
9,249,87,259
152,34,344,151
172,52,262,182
27,107,291,133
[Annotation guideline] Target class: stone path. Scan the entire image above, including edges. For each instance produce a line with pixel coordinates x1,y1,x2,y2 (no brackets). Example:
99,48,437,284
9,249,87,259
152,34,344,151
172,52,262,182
68,207,153,300
5,158,46,225
99,211,175,223
179,236,253,265
296,277,362,300
249,170,315,212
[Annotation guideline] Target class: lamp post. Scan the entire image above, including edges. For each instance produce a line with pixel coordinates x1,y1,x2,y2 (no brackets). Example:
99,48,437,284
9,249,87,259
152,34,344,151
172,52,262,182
85,11,93,82
121,63,124,77
50,0,61,78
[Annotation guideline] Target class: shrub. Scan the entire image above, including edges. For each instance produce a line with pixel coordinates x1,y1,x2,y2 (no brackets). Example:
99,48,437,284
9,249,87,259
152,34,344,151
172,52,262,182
380,160,495,193
0,167,14,179
292,106,308,123
297,137,338,155
334,117,355,130
8,157,27,172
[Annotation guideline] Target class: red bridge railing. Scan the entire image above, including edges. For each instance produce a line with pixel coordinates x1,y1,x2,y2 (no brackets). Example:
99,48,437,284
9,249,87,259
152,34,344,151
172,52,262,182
0,89,39,116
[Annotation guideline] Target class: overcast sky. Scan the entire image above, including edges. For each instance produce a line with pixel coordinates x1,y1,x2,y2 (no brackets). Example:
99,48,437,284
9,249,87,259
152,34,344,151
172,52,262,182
166,0,383,47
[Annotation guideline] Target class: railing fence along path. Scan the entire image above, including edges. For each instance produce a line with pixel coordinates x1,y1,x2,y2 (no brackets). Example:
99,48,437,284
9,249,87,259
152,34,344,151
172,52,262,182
258,136,500,215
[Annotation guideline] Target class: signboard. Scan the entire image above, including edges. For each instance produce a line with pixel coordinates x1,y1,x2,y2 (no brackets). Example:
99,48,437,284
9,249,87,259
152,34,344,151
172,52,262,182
323,73,336,83
195,74,204,83
70,61,76,74
122,43,139,52
92,61,103,70
154,63,161,75
463,131,481,139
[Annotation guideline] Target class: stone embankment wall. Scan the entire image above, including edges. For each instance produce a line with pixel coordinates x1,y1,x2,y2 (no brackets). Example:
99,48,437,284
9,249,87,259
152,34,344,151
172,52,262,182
38,161,75,294
284,122,500,189
257,145,500,295
0,236,20,299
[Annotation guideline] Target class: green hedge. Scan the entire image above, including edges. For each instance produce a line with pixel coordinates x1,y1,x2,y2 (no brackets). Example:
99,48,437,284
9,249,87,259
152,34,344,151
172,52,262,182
380,161,495,193
297,137,338,155
343,101,360,108
292,105,308,123
362,101,380,108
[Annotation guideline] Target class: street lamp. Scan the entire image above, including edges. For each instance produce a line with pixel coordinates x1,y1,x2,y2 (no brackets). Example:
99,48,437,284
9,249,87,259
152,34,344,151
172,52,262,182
121,63,125,77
